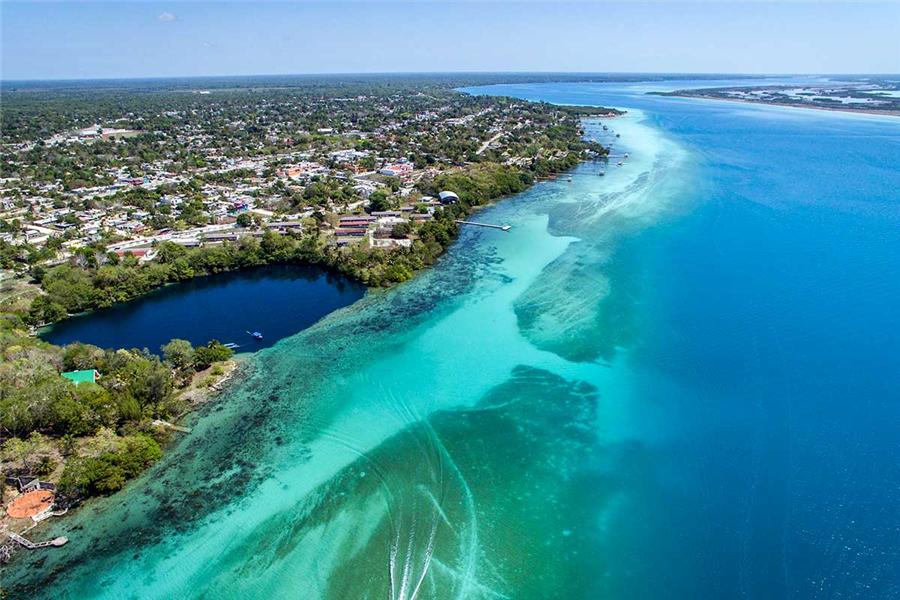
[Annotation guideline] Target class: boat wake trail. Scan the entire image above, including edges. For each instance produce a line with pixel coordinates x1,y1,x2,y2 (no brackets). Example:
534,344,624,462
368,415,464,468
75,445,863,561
384,416,483,600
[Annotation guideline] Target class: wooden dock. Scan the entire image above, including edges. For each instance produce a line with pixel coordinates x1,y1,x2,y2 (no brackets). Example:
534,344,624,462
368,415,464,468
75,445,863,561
455,220,511,232
7,531,68,549
152,419,192,433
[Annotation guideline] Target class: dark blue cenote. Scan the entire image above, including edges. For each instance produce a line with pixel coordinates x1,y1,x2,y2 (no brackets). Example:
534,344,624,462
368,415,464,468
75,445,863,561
40,265,366,352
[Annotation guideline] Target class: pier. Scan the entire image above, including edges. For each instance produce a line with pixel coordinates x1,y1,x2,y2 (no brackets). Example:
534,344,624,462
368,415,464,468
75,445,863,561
6,531,68,549
455,220,512,232
152,419,193,433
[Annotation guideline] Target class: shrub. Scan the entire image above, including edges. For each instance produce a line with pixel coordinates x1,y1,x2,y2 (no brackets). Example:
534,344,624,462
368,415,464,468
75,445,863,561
193,341,233,370
58,433,162,496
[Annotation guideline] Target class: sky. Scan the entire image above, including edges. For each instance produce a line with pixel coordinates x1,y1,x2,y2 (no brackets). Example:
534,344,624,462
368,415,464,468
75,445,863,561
2,2,899,80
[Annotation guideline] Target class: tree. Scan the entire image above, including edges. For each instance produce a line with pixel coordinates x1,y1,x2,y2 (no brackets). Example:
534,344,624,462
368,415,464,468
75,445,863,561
155,241,186,264
2,432,53,472
162,339,194,369
391,222,412,239
29,295,68,324
31,264,47,283
360,155,376,171
193,340,233,370
236,212,253,227
368,190,391,212
58,432,162,497
104,353,175,420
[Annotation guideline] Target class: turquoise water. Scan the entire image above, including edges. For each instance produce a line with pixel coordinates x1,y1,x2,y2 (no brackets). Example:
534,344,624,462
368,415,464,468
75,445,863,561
5,80,899,599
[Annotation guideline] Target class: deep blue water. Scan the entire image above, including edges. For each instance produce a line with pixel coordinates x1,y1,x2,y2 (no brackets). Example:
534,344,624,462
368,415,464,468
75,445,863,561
40,265,366,353
463,80,900,599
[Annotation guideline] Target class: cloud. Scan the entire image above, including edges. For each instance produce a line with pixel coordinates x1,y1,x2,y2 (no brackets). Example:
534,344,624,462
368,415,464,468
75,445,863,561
157,12,176,23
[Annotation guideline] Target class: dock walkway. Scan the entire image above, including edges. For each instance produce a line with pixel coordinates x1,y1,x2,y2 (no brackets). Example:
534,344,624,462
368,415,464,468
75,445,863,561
6,531,68,549
455,220,511,232
152,419,192,433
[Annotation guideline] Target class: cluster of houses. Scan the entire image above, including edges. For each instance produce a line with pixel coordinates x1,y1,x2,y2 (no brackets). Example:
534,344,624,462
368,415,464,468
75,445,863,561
2,119,470,260
5,186,196,247
0,147,466,257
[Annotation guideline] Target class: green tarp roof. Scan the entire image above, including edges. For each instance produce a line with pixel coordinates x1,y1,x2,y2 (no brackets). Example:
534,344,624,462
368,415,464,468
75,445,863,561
61,370,99,384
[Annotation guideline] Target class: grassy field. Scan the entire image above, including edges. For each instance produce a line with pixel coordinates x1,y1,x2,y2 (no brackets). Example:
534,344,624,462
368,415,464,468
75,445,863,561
0,273,41,313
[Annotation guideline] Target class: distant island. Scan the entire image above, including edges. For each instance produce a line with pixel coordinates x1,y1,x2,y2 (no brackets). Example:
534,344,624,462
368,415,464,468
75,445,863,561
652,77,900,116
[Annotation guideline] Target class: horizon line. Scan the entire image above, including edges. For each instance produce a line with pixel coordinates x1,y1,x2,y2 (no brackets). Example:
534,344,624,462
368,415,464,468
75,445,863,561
3,70,900,85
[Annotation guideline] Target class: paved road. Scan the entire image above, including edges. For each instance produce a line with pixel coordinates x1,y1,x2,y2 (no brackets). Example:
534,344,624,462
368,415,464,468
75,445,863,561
476,132,504,155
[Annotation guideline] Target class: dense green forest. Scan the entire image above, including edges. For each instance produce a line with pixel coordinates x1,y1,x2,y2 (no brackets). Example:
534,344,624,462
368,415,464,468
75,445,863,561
0,313,232,500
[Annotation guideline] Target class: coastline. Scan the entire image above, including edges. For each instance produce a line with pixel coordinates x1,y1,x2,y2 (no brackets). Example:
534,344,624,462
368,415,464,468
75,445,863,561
659,92,900,117
178,356,243,404
3,73,898,600
3,100,666,598
0,354,243,562
0,356,248,540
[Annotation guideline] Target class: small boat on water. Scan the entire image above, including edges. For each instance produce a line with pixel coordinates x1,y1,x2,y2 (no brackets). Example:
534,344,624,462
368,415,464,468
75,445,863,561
247,331,263,340
617,161,624,167
599,170,605,176
223,343,238,349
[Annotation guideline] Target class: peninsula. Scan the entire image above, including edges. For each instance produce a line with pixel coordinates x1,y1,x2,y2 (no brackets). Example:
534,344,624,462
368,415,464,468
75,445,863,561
652,77,900,116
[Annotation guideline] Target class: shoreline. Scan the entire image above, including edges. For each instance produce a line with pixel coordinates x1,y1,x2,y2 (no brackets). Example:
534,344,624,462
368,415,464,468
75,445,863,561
0,355,243,562
178,356,243,404
6,74,900,600
660,92,900,117
0,98,640,590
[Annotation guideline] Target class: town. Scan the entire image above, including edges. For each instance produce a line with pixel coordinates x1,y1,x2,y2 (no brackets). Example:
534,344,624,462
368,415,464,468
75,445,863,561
1,77,617,321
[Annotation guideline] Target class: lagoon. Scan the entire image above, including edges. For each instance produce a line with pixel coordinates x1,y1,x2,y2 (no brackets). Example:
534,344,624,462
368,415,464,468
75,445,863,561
7,79,900,599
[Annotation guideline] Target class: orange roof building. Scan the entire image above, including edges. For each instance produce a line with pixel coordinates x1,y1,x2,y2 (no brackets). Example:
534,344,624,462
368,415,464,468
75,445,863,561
6,490,54,519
